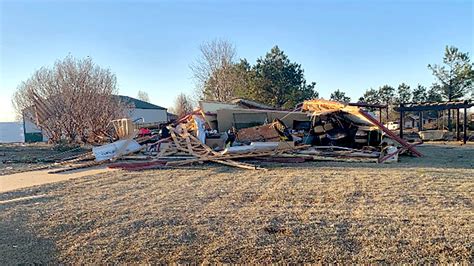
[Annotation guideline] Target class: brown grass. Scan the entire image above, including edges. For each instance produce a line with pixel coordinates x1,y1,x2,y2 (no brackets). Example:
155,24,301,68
0,144,473,263
0,143,87,175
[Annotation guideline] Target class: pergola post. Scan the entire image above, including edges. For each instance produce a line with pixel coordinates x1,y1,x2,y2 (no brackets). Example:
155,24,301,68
437,111,440,129
448,108,452,132
456,109,460,140
464,107,468,144
418,111,423,131
399,105,404,138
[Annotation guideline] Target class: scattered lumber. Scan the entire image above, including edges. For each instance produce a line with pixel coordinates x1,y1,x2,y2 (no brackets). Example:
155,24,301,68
48,160,105,174
108,160,168,170
16,106,428,175
166,129,269,170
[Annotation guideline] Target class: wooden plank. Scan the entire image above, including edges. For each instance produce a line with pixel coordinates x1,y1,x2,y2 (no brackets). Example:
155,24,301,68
310,156,377,163
166,126,309,170
187,133,220,155
48,161,105,174
108,160,167,170
210,159,265,170
254,156,307,163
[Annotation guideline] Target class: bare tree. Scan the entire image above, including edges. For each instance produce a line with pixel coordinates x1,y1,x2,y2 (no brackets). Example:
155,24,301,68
12,56,128,144
170,93,194,118
190,39,238,101
137,90,150,102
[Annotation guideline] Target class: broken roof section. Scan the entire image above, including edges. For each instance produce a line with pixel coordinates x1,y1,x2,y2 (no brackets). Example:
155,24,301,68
302,99,422,156
230,98,277,110
302,99,375,127
199,98,277,114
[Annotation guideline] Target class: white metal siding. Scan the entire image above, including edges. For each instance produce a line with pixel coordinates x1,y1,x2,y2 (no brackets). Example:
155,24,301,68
24,119,42,133
129,108,168,123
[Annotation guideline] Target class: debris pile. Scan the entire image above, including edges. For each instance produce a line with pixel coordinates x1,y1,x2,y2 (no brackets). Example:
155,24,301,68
20,99,424,173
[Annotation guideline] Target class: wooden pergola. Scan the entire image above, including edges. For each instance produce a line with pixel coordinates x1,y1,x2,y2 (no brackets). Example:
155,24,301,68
394,101,473,144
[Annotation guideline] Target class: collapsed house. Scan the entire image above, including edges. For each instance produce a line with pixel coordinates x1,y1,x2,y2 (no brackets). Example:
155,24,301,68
183,98,421,161
197,99,389,149
21,98,423,174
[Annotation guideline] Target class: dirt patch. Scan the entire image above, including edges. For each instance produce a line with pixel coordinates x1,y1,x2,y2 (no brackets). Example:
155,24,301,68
0,166,114,193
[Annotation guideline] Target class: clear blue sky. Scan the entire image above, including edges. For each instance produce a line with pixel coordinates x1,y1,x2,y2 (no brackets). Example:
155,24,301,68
1,0,473,121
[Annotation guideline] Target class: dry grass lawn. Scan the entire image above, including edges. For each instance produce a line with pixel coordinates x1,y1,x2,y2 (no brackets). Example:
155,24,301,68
0,144,473,263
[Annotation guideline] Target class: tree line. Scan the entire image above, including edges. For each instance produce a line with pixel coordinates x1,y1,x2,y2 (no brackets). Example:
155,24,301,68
11,41,473,144
188,42,473,112
358,46,473,106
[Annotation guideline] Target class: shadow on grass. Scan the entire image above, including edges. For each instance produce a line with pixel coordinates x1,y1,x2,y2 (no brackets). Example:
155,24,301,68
0,219,58,264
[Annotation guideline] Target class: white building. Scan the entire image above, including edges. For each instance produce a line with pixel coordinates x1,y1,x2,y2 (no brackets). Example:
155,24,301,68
116,95,168,124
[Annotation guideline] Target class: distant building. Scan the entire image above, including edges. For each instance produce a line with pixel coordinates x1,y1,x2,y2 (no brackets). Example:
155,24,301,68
404,114,438,129
115,95,168,124
23,117,46,142
0,122,24,143
20,106,48,142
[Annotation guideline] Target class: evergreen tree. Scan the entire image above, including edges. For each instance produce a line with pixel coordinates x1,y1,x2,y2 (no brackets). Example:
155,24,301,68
396,83,412,104
329,89,351,103
359,88,380,104
412,84,427,103
428,46,474,101
426,84,443,102
378,85,396,105
247,46,318,109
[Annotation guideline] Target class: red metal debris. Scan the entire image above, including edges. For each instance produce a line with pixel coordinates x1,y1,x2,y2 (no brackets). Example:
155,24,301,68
359,109,422,157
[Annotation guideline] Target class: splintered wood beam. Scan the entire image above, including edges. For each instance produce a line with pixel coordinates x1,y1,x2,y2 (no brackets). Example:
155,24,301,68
359,109,422,157
210,159,266,170
48,161,105,174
